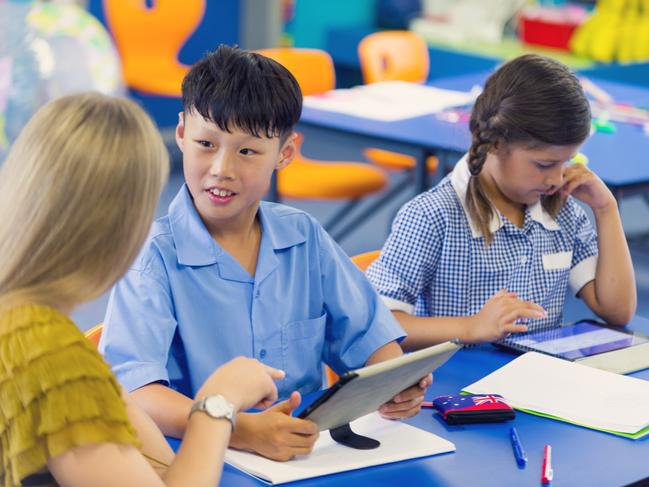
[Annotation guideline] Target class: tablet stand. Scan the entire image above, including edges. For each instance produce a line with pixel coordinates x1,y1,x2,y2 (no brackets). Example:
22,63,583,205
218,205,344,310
330,423,380,449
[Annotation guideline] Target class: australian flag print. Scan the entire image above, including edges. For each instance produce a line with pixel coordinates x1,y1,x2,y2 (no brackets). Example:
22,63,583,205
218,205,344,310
432,394,516,425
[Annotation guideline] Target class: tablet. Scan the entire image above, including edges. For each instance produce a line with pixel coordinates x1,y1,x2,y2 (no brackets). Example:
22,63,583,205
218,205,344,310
498,319,649,374
298,341,460,432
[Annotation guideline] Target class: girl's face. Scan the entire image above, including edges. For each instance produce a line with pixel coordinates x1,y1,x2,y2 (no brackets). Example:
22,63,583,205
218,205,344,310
483,142,583,207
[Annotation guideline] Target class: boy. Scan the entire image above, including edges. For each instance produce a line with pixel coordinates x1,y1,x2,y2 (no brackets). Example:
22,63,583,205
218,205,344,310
100,45,430,461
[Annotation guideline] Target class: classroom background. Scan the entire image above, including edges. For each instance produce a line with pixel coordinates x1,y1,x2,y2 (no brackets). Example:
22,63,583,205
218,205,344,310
2,0,649,331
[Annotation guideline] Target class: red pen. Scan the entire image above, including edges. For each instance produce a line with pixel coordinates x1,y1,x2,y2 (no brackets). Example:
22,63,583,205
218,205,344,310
541,445,553,484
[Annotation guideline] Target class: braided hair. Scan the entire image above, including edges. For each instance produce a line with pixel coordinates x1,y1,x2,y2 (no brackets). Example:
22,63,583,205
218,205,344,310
466,54,591,245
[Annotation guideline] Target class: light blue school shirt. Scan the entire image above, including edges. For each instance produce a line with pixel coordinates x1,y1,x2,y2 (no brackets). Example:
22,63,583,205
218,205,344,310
100,185,404,398
366,156,599,340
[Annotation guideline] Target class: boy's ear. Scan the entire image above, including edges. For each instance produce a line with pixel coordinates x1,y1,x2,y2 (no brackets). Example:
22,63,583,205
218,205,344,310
175,112,185,152
276,132,297,170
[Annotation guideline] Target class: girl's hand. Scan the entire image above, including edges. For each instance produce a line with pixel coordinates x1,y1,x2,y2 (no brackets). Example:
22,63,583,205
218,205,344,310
559,163,616,212
466,290,547,343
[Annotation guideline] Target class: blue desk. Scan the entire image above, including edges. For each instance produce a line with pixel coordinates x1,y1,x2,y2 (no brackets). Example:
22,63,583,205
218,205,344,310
169,314,649,486
299,72,649,200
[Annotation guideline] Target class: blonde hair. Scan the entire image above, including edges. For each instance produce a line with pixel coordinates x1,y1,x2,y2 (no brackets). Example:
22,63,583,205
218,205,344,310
0,93,169,311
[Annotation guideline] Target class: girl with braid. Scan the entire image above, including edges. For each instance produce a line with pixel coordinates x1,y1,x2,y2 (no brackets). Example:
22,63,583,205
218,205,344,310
367,54,636,351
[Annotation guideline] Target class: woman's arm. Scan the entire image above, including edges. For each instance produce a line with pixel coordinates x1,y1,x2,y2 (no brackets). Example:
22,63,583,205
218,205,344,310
48,416,231,487
48,357,283,487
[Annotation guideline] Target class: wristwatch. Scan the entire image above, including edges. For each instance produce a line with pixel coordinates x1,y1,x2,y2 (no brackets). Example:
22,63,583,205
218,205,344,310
189,395,236,430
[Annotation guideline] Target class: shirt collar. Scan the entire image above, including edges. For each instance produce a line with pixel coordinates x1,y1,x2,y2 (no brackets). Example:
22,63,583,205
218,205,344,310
168,185,307,267
168,185,220,266
450,155,560,238
257,202,308,250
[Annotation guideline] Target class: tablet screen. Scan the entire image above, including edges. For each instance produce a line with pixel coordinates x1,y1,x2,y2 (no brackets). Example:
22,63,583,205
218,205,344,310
506,321,649,360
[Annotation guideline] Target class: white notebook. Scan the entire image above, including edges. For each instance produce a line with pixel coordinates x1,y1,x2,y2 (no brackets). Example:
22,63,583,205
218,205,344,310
303,81,474,121
464,352,649,438
225,412,455,485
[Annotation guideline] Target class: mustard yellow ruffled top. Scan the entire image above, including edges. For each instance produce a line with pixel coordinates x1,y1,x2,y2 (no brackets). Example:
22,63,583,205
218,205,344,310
0,304,139,487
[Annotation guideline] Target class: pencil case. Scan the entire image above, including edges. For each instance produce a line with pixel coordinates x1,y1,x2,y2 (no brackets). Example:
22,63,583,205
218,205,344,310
432,394,515,425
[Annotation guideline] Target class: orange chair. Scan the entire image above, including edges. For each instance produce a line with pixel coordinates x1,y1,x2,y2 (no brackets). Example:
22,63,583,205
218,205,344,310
85,322,103,347
358,31,439,182
103,0,206,96
278,134,386,200
325,250,381,386
255,48,335,97
358,31,429,84
350,249,381,272
256,48,389,241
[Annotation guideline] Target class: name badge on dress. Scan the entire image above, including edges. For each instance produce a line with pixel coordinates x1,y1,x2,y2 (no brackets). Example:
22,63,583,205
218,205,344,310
542,251,573,270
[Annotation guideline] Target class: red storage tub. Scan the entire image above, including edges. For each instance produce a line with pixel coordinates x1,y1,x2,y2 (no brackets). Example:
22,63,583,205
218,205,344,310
518,7,588,51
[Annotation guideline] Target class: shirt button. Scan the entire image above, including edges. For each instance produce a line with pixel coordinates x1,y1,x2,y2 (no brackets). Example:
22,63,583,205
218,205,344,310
255,290,260,298
259,349,267,358
520,255,528,264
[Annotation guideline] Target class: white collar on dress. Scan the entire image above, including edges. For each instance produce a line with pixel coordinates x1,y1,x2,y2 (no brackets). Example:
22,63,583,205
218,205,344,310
450,155,560,238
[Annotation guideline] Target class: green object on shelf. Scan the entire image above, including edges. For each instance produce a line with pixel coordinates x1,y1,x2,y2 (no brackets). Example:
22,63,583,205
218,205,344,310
593,118,617,133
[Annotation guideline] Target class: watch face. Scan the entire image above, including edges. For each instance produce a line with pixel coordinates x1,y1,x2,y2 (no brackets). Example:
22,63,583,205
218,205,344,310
204,395,233,418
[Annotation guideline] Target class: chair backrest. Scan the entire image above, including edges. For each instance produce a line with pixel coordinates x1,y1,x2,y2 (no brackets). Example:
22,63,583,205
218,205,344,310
102,0,205,95
350,250,381,272
256,48,335,96
84,323,103,348
358,30,430,84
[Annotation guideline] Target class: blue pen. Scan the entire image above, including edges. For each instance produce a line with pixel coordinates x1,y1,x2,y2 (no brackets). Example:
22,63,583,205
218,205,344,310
510,427,528,467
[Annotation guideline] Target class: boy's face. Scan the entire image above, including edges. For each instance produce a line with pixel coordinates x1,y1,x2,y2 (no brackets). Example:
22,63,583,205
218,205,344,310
176,111,295,232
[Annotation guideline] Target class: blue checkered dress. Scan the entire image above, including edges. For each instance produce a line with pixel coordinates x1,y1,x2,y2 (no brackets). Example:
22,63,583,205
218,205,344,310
366,157,599,340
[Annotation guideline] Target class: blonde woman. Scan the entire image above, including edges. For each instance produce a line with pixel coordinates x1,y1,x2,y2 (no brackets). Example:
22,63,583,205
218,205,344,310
0,93,283,487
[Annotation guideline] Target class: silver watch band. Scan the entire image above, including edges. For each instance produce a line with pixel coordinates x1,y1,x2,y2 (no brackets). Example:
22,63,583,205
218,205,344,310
189,395,236,430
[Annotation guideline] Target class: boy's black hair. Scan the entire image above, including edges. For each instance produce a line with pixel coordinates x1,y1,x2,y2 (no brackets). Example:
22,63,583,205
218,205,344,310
181,45,302,143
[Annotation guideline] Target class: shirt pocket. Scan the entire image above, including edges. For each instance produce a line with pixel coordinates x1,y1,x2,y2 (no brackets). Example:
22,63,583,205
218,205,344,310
281,312,327,394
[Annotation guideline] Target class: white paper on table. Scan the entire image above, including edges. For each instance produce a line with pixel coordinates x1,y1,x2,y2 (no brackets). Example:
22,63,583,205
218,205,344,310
464,352,649,434
303,81,475,121
225,412,455,485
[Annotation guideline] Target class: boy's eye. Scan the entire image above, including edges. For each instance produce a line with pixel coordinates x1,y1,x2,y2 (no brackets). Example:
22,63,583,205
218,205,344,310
239,148,257,155
196,140,214,148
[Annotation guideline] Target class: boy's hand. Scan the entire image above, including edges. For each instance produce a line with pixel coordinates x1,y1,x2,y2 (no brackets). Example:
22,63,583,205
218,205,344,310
231,391,319,461
558,163,616,212
465,290,546,343
379,374,432,419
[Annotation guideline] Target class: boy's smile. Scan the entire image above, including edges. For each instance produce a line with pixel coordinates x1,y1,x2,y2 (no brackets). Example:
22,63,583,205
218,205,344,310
206,186,237,204
176,111,295,236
